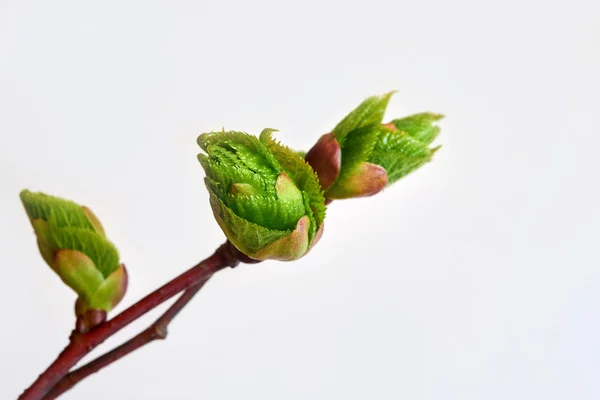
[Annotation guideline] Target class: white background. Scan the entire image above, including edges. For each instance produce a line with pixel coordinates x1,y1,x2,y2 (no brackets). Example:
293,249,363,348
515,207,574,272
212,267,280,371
1,1,598,399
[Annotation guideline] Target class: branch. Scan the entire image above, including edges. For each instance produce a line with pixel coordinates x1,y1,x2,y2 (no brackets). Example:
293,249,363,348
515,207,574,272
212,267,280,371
43,280,208,399
19,241,251,400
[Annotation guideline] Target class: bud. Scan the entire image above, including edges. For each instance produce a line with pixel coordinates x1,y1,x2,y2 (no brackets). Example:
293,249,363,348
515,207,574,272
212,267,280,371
197,129,326,261
306,92,442,199
20,190,127,321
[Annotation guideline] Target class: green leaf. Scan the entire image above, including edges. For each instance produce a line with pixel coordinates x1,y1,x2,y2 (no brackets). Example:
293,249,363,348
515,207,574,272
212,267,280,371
49,225,120,278
368,129,434,184
333,125,382,185
53,250,105,301
87,265,127,311
391,112,443,145
229,183,260,196
198,129,327,259
198,130,280,175
198,130,281,201
332,91,395,145
82,207,106,237
259,129,326,243
200,153,276,199
219,184,305,231
31,219,57,266
20,190,96,231
208,190,290,256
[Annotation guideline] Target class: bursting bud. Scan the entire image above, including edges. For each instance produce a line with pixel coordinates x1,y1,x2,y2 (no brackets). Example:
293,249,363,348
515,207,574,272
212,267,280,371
305,92,442,199
197,129,326,261
20,190,127,327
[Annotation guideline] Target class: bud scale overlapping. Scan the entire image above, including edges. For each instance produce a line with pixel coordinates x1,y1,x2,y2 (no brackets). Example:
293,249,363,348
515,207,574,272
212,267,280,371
197,129,326,261
306,92,442,200
20,190,127,316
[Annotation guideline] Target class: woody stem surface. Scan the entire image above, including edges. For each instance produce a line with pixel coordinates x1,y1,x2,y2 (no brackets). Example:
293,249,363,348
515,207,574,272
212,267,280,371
19,241,243,400
43,280,208,399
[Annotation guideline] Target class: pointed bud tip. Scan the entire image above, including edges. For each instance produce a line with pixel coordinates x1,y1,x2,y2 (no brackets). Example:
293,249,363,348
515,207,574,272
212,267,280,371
19,189,31,201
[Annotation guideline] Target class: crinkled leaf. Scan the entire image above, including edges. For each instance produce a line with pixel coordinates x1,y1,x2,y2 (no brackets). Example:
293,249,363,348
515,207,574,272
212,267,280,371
20,190,96,231
199,129,327,257
220,183,305,231
229,183,260,196
334,125,381,182
391,112,443,145
208,190,290,256
204,175,302,231
198,131,281,200
200,153,276,198
369,130,434,184
259,129,326,243
332,91,395,145
49,225,120,278
198,130,280,174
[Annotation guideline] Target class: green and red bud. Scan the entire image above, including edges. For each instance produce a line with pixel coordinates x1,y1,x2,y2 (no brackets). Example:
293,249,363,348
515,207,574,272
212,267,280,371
306,93,442,200
197,129,326,261
20,190,127,329
304,132,342,191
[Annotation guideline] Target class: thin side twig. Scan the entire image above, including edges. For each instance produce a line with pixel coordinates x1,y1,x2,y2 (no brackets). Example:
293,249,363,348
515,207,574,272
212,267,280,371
43,280,208,399
19,241,242,400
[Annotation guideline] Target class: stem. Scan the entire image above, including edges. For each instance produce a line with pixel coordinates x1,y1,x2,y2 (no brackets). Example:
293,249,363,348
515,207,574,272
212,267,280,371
19,241,244,400
43,280,208,399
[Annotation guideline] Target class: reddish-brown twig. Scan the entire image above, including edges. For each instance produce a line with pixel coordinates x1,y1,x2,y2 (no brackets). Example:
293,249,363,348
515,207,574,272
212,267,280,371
43,280,207,399
19,241,247,400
